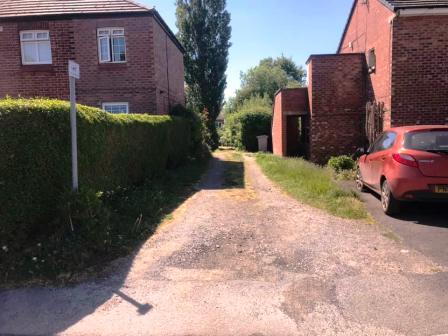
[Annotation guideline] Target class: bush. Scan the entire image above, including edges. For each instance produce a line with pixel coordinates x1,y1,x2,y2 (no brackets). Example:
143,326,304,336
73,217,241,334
0,98,191,256
327,155,356,173
170,104,210,159
220,96,272,151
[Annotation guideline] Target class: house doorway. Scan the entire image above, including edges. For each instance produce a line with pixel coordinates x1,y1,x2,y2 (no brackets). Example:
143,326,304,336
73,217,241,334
286,115,309,157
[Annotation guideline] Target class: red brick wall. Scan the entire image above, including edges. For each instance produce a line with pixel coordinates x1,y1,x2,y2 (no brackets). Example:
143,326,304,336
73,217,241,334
0,15,185,115
153,18,186,115
307,54,365,164
339,0,395,128
72,16,156,113
0,20,74,100
281,88,308,114
391,15,448,126
272,91,285,156
272,88,309,157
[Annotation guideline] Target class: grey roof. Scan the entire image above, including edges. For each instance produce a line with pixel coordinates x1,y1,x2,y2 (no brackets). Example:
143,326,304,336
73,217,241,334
381,0,448,10
0,0,151,19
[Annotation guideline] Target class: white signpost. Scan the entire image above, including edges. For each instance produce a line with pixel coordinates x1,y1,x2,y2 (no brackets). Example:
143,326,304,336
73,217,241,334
68,60,80,191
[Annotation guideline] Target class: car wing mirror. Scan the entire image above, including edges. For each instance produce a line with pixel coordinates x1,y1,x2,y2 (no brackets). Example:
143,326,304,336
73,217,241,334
354,147,366,159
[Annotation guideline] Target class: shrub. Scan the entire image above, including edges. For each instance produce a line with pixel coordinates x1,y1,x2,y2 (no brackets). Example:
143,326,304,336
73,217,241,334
0,98,191,255
170,104,210,159
220,96,272,151
327,155,356,173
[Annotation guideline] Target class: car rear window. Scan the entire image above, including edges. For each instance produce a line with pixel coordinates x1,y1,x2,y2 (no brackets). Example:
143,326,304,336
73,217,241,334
404,130,448,151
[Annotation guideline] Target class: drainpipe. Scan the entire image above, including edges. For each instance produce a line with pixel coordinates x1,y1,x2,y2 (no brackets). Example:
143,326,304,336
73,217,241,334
165,34,171,111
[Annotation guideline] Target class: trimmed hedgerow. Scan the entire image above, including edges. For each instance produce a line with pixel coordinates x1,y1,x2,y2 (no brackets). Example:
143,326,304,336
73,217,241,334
170,104,210,160
0,98,190,255
221,111,272,152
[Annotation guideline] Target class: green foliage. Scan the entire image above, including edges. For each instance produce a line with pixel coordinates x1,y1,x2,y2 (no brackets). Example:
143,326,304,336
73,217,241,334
0,98,191,271
170,104,211,159
328,155,356,173
0,158,207,284
256,154,368,220
176,0,232,149
220,96,272,151
235,56,306,105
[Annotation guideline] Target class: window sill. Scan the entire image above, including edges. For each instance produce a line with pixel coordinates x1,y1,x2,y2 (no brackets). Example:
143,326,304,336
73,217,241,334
21,64,54,72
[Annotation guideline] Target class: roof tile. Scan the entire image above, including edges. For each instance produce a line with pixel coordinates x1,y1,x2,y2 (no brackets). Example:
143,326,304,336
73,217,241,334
0,0,152,18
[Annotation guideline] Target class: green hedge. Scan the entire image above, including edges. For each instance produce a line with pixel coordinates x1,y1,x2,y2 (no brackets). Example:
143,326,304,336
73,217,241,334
0,98,190,249
327,155,356,173
221,111,272,152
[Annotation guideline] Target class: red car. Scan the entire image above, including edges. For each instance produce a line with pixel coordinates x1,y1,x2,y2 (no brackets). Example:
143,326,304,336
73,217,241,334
356,125,448,215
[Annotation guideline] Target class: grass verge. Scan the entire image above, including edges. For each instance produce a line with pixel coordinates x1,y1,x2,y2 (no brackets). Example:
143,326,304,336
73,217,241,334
255,153,368,220
1,158,208,286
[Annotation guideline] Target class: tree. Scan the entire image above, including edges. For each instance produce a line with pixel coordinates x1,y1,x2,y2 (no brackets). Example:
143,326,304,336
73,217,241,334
235,56,306,105
271,55,305,83
176,0,232,149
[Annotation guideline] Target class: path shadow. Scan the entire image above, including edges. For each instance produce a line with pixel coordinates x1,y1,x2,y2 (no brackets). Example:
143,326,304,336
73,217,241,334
366,189,448,229
199,156,245,190
340,180,447,229
114,290,152,315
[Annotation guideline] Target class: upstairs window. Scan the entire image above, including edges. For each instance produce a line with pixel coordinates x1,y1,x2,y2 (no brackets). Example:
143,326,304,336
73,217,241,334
102,102,129,114
367,48,376,73
98,28,126,63
20,30,52,65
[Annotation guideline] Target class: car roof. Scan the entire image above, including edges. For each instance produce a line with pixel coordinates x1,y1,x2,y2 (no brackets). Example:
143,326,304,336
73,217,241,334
387,125,448,133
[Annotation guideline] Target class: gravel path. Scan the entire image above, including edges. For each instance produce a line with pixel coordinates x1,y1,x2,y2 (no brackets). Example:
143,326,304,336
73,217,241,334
1,151,447,336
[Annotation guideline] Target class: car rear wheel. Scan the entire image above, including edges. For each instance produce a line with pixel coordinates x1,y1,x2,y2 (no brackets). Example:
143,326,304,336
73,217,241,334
381,179,400,215
356,168,368,192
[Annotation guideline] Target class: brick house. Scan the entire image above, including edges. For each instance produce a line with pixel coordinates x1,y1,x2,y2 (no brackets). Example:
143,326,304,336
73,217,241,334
0,0,185,115
273,0,448,164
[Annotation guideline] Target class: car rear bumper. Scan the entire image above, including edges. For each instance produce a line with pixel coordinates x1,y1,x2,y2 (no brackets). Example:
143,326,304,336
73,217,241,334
391,176,448,201
400,190,448,202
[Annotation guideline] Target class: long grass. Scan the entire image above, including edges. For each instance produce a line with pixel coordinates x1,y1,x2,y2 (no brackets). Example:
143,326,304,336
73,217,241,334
256,154,368,220
1,158,208,286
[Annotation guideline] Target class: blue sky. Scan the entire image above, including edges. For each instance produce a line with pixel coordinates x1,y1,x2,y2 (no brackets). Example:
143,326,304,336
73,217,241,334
141,0,354,99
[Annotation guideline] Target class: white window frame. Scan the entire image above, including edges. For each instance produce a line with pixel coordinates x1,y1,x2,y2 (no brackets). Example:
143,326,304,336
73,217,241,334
20,30,52,65
102,102,129,114
97,28,127,64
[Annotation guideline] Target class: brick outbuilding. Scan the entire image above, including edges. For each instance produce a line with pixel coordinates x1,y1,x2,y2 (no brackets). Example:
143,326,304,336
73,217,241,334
0,0,185,115
273,0,448,164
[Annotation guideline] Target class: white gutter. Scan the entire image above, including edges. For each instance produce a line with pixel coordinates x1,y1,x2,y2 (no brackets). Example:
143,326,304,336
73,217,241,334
397,7,448,16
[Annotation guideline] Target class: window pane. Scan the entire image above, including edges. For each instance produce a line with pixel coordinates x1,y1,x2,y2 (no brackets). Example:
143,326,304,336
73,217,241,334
99,37,110,62
23,42,38,63
21,32,34,40
381,132,396,150
36,32,49,40
104,104,128,114
112,36,126,62
37,41,52,63
405,131,448,151
112,29,124,35
98,29,110,36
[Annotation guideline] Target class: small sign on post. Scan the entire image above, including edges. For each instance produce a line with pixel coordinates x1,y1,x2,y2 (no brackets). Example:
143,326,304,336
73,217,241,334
69,60,80,79
68,60,80,191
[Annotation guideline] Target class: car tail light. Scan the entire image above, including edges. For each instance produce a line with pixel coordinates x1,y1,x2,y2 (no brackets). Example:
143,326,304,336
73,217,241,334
392,153,418,168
